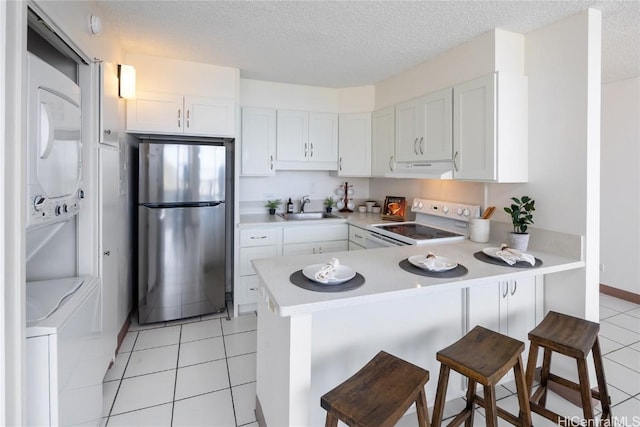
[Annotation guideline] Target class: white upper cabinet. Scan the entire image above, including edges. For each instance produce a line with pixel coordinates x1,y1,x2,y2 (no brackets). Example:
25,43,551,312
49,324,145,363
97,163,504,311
395,88,453,163
453,72,528,182
371,106,395,177
127,91,235,137
276,110,338,169
241,107,276,176
337,112,371,177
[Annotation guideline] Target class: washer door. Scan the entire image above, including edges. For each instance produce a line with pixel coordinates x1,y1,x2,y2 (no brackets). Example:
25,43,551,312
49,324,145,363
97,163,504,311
37,87,81,199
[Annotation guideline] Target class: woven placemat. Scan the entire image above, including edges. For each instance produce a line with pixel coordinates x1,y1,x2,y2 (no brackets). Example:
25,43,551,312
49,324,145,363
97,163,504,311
289,270,365,292
473,251,543,268
398,259,468,278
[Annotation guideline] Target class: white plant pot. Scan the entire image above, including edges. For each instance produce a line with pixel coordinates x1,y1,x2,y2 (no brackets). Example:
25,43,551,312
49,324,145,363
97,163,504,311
507,232,530,251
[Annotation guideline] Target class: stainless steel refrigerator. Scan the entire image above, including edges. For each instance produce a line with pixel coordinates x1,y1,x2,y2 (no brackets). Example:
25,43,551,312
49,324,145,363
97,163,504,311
138,140,228,324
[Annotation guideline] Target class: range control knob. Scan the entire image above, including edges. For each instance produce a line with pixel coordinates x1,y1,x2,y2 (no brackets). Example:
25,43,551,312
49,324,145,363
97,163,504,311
77,188,85,199
463,208,470,217
33,195,46,211
54,205,62,216
418,202,424,209
413,201,419,208
442,206,449,214
457,208,463,216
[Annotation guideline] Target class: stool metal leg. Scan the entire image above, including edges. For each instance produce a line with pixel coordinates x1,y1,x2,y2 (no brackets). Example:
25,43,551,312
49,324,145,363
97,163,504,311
432,364,450,427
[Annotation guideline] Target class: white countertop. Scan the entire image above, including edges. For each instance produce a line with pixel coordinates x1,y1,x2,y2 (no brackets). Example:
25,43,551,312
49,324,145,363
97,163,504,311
238,211,389,228
252,241,584,317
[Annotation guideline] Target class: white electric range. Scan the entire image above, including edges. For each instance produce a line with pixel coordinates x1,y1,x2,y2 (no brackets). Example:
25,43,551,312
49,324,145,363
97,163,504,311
366,198,481,248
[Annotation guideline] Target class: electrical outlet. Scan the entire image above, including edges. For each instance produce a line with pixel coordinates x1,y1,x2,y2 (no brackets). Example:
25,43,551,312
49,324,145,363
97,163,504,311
263,193,275,200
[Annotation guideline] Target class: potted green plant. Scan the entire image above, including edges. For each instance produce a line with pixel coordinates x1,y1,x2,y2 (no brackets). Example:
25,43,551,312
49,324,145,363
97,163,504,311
265,199,281,215
324,197,335,213
504,195,535,251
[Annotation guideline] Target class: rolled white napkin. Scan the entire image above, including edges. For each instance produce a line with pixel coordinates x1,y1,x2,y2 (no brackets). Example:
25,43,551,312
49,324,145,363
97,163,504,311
417,252,454,271
496,244,535,266
315,258,340,283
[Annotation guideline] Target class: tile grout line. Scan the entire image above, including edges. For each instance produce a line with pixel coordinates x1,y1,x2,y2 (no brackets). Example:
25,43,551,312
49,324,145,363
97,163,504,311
169,324,184,427
221,318,240,427
104,331,139,425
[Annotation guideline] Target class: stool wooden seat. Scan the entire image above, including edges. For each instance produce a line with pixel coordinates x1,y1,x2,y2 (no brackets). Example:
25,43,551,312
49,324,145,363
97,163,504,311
432,326,532,427
320,350,430,427
524,311,612,424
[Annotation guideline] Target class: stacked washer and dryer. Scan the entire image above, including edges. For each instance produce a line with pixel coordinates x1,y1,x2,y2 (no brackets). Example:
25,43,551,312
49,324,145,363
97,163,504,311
25,53,104,426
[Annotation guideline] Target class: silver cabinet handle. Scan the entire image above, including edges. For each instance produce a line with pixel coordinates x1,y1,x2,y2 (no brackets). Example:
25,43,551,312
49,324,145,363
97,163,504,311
354,233,363,239
501,282,508,298
339,157,342,171
103,250,111,256
312,247,316,254
510,281,517,296
270,155,274,170
304,143,308,158
453,151,459,172
310,143,314,158
414,137,419,154
318,246,323,254
249,287,258,291
419,137,424,155
389,155,395,171
178,109,181,128
186,109,190,128
104,129,111,135
250,235,267,240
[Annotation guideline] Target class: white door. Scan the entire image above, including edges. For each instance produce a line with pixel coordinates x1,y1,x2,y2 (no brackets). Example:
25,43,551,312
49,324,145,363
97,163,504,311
420,87,453,161
277,110,308,161
395,99,419,162
126,90,183,134
308,112,338,162
338,112,371,176
185,96,235,137
371,106,395,176
241,107,276,176
453,74,496,180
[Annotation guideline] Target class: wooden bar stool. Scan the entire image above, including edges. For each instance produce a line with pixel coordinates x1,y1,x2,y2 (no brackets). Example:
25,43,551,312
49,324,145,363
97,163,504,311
320,350,430,427
432,326,532,427
524,311,612,424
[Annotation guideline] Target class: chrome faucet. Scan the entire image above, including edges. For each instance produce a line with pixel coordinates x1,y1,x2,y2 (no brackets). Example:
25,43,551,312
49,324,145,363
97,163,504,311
300,195,311,213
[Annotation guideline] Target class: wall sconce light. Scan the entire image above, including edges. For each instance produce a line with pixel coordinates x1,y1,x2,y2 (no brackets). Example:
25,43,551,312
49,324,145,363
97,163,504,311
118,64,136,99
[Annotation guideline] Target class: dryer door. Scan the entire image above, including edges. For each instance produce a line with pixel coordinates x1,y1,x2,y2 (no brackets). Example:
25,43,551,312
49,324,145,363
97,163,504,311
37,88,82,199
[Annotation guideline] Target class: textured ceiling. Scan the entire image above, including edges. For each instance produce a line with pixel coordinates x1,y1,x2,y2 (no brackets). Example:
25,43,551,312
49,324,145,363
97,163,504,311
96,0,639,87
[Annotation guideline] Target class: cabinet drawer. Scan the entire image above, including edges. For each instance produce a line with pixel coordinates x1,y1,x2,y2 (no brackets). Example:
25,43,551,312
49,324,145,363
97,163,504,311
240,246,279,276
282,240,348,256
349,225,368,247
236,276,259,305
240,228,279,247
283,224,347,244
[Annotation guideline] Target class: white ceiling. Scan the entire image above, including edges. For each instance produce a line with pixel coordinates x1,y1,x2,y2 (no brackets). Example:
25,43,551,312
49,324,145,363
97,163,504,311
96,0,639,88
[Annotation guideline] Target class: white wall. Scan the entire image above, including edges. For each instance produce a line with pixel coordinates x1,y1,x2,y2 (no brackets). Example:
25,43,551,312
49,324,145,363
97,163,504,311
601,77,640,296
488,10,602,320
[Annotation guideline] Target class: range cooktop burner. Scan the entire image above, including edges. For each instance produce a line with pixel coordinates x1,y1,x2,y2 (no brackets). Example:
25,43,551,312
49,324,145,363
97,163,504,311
376,223,464,240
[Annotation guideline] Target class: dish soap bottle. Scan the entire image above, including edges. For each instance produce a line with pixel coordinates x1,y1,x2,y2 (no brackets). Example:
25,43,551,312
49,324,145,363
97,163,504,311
287,198,294,213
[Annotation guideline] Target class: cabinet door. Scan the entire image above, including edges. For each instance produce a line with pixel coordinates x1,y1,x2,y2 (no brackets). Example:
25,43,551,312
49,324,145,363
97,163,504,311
126,91,183,134
185,96,235,137
241,107,276,176
316,240,348,254
277,110,308,161
419,88,453,161
467,281,500,333
338,113,371,176
453,74,496,180
309,112,338,162
236,276,259,306
239,246,279,276
282,242,317,256
371,106,395,176
504,278,537,344
395,99,420,162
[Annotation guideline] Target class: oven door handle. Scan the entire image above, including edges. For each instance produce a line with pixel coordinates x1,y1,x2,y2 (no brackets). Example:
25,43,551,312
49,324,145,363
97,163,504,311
367,231,407,247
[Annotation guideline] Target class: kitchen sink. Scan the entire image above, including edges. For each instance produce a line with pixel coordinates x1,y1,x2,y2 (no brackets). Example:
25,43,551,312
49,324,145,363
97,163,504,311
276,212,342,220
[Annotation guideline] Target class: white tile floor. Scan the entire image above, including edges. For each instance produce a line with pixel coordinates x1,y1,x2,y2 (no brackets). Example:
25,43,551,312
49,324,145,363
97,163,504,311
102,294,640,426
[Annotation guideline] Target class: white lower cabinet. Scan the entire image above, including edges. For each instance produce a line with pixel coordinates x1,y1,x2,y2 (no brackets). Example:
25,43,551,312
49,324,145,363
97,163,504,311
282,224,348,256
467,276,541,366
235,227,282,314
348,225,367,250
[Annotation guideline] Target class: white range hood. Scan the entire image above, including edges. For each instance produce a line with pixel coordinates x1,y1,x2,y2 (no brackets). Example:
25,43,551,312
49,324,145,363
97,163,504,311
385,161,454,179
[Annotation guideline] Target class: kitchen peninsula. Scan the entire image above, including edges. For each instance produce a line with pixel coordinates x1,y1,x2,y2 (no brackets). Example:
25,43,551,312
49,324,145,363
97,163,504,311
252,240,584,426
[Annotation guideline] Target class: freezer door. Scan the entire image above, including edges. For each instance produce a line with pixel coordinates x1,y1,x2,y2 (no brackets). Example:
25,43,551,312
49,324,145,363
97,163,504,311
139,142,226,204
138,204,226,323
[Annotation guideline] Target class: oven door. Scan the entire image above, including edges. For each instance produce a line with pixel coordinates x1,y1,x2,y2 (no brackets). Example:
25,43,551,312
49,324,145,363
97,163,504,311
366,230,409,248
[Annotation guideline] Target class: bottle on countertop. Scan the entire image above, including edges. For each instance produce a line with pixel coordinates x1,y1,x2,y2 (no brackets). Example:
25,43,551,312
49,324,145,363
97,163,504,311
287,198,294,213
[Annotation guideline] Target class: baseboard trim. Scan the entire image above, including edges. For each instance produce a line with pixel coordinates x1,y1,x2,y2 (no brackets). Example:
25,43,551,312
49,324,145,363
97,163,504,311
255,396,265,427
115,311,133,355
600,284,640,305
